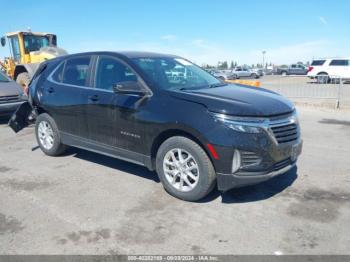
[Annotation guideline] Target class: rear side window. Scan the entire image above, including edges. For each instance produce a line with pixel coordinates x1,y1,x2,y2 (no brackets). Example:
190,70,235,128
329,60,349,66
62,57,91,86
311,60,326,66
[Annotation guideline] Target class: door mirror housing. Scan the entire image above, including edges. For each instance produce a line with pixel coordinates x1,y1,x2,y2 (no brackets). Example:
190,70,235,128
0,37,6,47
112,81,148,96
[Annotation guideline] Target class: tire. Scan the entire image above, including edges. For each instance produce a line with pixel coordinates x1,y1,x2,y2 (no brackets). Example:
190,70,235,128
35,113,67,156
16,72,31,91
156,136,216,201
251,73,258,79
317,73,329,84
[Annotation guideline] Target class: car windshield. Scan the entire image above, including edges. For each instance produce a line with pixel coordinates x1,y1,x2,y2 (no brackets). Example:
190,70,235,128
132,57,224,90
0,71,10,82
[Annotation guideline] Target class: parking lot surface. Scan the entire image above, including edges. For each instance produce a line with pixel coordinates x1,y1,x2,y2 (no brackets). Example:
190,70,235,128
0,107,350,255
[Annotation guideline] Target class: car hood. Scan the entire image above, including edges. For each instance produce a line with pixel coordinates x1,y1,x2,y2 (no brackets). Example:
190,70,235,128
0,81,23,97
169,84,295,117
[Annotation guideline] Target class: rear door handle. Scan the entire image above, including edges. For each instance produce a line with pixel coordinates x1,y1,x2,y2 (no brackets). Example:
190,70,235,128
88,95,99,102
47,87,55,93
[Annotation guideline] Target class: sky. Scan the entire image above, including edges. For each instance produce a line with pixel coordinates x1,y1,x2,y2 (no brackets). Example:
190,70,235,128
1,0,349,66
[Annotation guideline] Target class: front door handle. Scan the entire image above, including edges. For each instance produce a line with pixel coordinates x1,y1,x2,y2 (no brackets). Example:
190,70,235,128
88,95,99,102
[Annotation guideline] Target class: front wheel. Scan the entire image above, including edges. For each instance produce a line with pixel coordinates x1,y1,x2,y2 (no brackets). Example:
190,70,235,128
317,73,329,84
35,113,68,156
156,136,216,201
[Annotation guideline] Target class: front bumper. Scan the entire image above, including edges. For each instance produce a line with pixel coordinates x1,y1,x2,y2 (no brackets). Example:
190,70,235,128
216,139,302,192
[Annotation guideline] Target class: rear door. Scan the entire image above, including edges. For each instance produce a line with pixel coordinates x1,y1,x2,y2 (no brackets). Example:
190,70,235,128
289,64,297,74
328,59,349,79
235,67,243,77
241,67,250,77
44,55,92,137
295,64,306,75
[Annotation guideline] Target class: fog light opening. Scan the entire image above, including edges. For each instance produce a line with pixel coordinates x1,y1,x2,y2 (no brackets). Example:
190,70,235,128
232,149,241,174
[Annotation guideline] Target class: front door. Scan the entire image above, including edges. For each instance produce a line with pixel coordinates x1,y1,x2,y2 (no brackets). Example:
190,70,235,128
86,55,146,151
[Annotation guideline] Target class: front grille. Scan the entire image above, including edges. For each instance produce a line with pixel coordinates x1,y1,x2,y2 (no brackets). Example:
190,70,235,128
274,158,291,171
0,95,20,104
241,151,261,167
271,123,298,143
269,115,299,144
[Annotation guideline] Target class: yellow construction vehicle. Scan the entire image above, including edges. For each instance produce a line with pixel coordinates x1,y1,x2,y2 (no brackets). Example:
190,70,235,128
0,30,67,89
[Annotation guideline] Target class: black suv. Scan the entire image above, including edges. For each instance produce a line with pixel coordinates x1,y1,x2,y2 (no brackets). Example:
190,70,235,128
10,52,302,201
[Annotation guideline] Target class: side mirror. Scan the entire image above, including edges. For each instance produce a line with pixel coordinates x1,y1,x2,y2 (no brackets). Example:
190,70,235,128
0,37,6,47
112,81,148,96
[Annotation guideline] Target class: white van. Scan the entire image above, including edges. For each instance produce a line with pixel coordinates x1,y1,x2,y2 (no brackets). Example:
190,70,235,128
307,58,350,83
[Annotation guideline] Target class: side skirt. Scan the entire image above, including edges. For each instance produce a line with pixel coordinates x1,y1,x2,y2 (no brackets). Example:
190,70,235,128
60,132,153,170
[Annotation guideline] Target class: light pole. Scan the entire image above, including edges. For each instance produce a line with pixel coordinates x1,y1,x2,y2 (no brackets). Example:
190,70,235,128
262,50,266,69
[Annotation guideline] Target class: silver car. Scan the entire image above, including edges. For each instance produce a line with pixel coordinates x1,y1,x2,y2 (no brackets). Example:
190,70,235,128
0,71,27,118
207,69,235,81
231,66,260,79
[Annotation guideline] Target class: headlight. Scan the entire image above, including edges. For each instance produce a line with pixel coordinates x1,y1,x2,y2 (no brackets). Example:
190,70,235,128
211,112,266,133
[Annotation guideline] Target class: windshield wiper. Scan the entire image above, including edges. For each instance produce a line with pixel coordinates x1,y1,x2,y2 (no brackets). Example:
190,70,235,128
208,83,227,88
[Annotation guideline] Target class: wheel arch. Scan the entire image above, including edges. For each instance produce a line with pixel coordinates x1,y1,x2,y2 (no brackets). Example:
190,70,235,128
150,128,215,170
34,105,50,117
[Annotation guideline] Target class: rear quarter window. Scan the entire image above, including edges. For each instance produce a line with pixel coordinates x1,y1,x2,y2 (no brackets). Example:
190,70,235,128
51,62,65,83
329,60,349,66
311,60,326,66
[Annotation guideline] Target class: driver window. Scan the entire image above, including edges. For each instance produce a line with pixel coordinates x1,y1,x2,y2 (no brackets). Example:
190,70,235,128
96,57,137,91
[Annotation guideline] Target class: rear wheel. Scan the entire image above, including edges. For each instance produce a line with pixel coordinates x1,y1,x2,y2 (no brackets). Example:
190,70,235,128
35,113,67,156
16,72,31,91
156,136,216,201
251,73,258,79
317,73,329,84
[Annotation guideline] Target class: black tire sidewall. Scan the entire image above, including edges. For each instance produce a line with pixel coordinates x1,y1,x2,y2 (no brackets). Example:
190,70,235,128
156,137,215,201
35,113,66,156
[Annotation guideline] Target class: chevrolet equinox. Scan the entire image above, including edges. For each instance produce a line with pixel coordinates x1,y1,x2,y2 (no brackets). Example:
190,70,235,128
9,52,302,201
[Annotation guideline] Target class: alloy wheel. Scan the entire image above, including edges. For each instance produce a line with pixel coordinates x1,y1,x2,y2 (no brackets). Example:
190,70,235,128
38,121,54,150
163,148,199,192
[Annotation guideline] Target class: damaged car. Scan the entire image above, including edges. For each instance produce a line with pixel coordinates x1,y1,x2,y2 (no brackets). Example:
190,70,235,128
9,51,302,201
0,70,27,118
